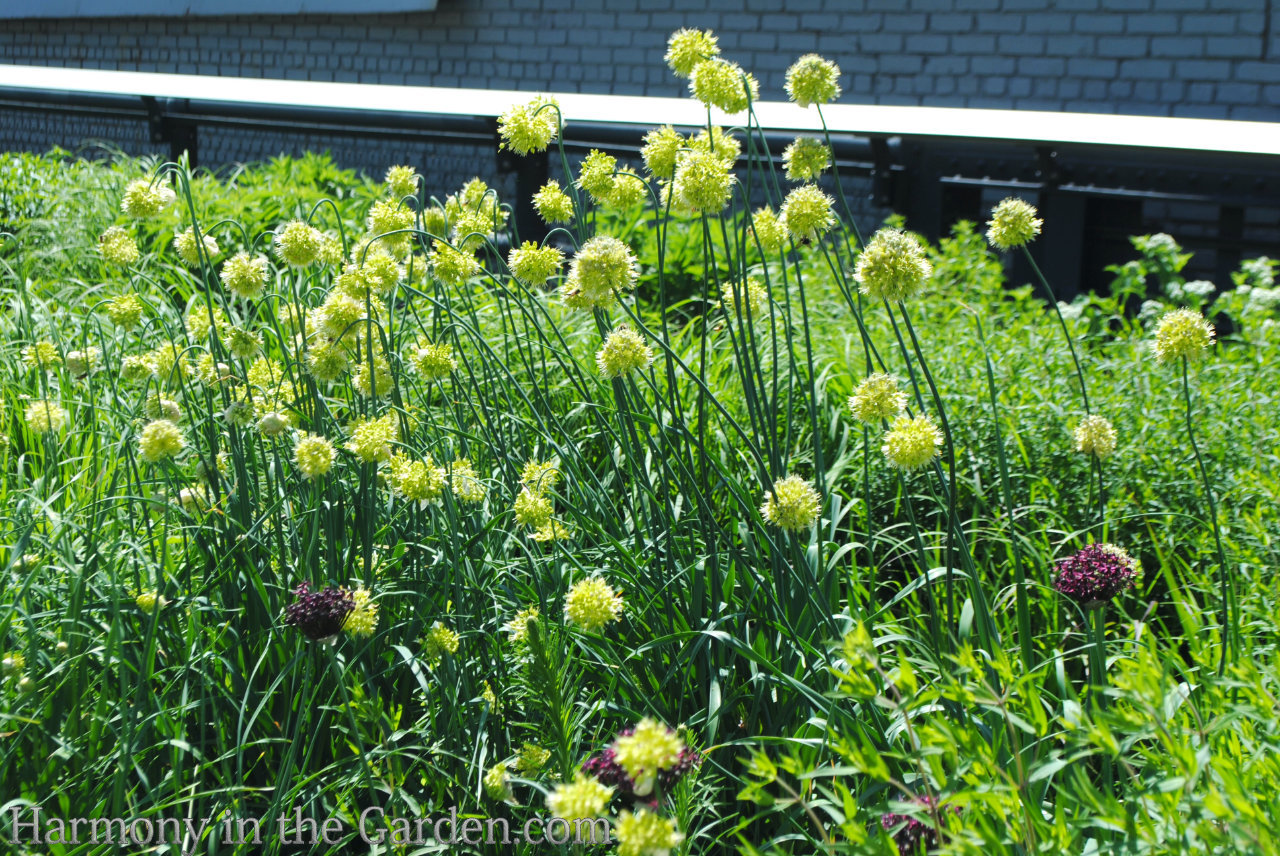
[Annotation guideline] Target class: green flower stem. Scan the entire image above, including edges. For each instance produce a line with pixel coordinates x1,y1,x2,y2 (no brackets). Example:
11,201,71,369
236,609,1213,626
1020,244,1091,414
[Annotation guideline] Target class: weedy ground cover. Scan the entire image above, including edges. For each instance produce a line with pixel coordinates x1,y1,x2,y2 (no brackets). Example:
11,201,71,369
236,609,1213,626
1,30,1280,856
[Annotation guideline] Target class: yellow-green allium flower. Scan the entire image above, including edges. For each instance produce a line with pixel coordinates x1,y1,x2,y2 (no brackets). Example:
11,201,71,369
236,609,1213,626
185,300,230,340
139,419,184,463
422,621,460,663
721,277,768,317
513,488,554,529
532,518,572,542
613,718,684,795
515,742,552,774
616,809,685,856
135,589,168,614
429,242,481,287
665,27,719,78
533,180,575,224
882,414,943,470
785,54,842,108
641,125,684,180
345,414,399,464
577,149,619,206
562,235,638,311
782,137,831,181
99,225,140,265
750,206,787,253
294,433,336,479
483,762,512,801
147,342,190,385
318,291,367,340
353,353,395,398
174,227,219,267
689,57,758,114
596,325,654,379
408,339,457,381
848,373,907,425
1073,414,1118,459
421,205,448,238
521,459,561,494
307,340,350,383
498,95,561,156
120,177,175,219
104,293,144,330
384,164,420,199
388,452,447,505
343,587,379,637
319,234,345,266
508,241,564,288
605,166,647,209
275,220,324,267
854,228,933,302
222,398,255,428
986,197,1043,250
689,126,741,166
220,251,269,300
451,208,496,254
1154,307,1215,363
367,198,415,256
1,652,25,675
546,774,613,822
257,411,289,437
23,341,61,372
226,326,262,360
505,606,539,643
780,184,836,243
761,474,822,531
672,148,735,214
564,576,624,632
64,348,100,378
482,680,502,715
120,354,152,383
449,458,487,503
24,401,67,433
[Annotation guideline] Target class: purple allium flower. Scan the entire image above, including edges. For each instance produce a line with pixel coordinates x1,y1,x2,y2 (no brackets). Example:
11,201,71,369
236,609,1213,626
579,728,702,808
284,581,354,642
1052,543,1139,606
880,796,957,854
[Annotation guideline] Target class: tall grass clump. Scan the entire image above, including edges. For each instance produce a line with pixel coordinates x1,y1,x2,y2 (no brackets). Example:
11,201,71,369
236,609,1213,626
1,31,1279,856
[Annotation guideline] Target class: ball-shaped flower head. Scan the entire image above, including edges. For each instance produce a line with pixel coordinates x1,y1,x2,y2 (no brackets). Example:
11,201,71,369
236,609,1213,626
986,197,1043,250
1154,307,1215,363
422,621,460,663
22,341,61,372
139,419,184,463
388,454,447,505
782,137,831,182
274,220,324,267
848,373,907,425
24,401,67,433
342,587,379,637
882,414,943,471
750,206,787,254
721,277,769,318
665,27,720,78
449,458,487,503
547,774,614,822
780,184,836,243
345,414,399,464
513,488,554,529
484,763,512,802
220,252,269,300
64,347,100,378
641,125,684,181
174,227,219,267
135,590,169,614
564,577,624,632
284,581,354,643
785,54,842,108
353,353,395,399
761,474,822,531
104,293,144,330
672,148,736,215
1052,543,1139,605
613,718,684,796
409,340,457,381
690,57,758,114
577,149,619,206
605,166,647,210
596,324,655,379
358,247,403,294
293,433,336,479
99,225,140,265
367,198,415,257
1073,414,1118,459
257,411,289,437
120,177,176,219
690,126,741,169
508,241,564,288
521,459,561,494
854,228,933,302
498,95,561,156
616,810,685,856
562,235,639,311
384,164,420,200
533,180,575,224
429,242,481,287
